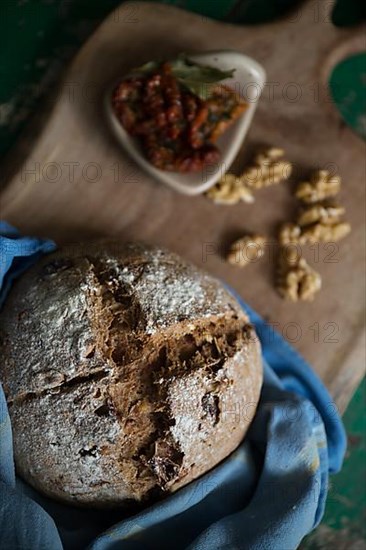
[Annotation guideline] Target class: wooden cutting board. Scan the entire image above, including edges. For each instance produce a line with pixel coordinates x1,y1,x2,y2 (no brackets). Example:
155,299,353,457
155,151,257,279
0,1,365,412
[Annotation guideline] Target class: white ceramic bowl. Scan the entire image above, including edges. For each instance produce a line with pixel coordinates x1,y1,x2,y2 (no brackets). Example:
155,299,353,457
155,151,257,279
106,50,266,195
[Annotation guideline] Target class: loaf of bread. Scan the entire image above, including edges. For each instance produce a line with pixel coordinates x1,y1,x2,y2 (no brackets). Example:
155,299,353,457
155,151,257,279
0,242,262,508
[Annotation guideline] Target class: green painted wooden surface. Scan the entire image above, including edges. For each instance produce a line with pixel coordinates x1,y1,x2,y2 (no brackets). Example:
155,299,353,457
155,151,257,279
301,378,366,549
329,52,366,140
0,0,365,547
1,0,365,157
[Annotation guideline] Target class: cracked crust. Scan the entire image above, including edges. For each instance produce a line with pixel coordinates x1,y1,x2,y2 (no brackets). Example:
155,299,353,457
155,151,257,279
0,241,263,508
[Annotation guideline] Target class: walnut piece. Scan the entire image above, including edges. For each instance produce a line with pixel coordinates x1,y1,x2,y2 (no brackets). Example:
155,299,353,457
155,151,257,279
227,235,266,267
278,223,302,245
206,146,292,205
278,218,351,245
241,147,292,189
277,253,322,302
297,203,345,226
206,173,254,205
300,222,351,244
295,170,341,203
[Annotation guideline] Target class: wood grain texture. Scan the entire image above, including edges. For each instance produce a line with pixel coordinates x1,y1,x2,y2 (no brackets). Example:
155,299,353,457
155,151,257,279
0,1,365,411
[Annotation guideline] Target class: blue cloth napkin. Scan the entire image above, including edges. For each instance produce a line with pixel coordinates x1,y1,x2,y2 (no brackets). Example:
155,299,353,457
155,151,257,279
0,222,346,550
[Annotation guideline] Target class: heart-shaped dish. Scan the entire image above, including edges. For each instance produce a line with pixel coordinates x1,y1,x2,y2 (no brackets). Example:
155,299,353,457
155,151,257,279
105,50,266,195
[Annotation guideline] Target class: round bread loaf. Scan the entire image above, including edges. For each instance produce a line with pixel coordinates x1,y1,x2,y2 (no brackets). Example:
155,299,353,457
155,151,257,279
0,242,262,508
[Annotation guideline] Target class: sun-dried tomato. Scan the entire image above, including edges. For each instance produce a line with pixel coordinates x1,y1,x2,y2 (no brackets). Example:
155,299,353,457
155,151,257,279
112,62,247,173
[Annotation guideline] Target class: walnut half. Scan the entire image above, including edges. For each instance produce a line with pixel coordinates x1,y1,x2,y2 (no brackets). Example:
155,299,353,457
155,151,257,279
295,170,341,203
276,252,322,302
227,235,266,267
278,219,351,245
301,221,351,244
206,173,254,205
242,147,292,189
297,203,345,226
278,223,302,246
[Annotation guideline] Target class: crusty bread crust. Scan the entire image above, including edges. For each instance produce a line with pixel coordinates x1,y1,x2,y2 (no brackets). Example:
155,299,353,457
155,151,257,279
0,242,262,508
